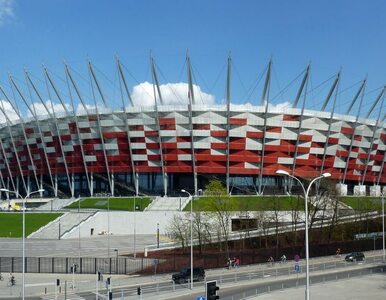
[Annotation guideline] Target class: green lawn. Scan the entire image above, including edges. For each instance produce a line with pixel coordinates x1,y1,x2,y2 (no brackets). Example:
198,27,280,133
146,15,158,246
0,213,62,237
339,196,383,211
184,195,304,211
66,197,151,211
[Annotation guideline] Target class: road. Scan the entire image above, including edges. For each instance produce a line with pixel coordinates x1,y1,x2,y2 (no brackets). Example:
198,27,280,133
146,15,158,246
170,265,385,300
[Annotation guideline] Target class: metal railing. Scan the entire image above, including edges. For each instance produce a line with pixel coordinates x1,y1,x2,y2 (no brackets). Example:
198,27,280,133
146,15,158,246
0,256,153,275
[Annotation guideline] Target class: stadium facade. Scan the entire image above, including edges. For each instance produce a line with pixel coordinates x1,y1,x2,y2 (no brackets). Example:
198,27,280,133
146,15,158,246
0,59,384,198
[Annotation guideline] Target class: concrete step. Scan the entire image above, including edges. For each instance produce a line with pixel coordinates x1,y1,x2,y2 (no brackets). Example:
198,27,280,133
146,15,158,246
29,212,96,239
145,196,188,211
38,197,79,211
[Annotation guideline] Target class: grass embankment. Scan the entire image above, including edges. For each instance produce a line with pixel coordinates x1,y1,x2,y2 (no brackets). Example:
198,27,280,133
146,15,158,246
339,196,383,211
66,197,151,211
0,213,62,237
184,195,304,211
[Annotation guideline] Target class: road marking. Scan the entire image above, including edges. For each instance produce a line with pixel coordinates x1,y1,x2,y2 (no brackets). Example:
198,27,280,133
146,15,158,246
26,282,55,287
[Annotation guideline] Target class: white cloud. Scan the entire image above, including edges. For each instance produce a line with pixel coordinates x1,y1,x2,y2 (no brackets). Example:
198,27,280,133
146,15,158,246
231,101,292,111
0,0,14,26
0,99,19,123
76,103,99,115
268,101,291,110
27,101,71,118
130,82,215,107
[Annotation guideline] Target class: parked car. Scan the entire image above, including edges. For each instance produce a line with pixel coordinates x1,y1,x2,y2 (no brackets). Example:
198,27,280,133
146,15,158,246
345,252,365,262
172,267,205,284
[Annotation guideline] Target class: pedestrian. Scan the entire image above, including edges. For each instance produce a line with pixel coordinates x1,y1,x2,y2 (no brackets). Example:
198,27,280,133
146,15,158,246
267,256,274,266
281,254,286,263
232,257,237,268
227,257,232,269
235,257,240,268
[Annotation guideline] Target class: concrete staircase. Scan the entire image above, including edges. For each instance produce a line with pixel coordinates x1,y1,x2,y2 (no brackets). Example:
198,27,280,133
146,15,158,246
37,197,80,211
145,196,190,211
29,211,96,239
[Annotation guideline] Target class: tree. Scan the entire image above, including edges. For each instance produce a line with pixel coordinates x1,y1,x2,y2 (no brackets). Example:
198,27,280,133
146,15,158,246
167,214,190,252
253,210,271,248
193,211,212,254
239,198,254,250
270,195,281,258
204,179,235,258
289,195,302,246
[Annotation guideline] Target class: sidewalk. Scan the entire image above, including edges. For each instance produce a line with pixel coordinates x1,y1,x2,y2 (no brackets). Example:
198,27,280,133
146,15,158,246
0,250,384,299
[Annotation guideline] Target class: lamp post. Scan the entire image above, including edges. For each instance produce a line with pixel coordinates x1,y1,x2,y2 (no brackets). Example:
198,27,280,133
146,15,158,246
133,195,137,258
107,194,110,257
370,192,385,262
157,223,160,248
78,195,81,261
380,192,385,262
0,188,44,300
181,189,193,290
275,170,330,300
382,192,385,263
114,249,118,273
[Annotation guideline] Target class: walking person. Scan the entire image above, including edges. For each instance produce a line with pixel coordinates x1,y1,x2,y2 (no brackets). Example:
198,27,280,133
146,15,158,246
9,273,15,286
267,256,274,267
281,254,287,263
336,248,341,257
235,257,240,268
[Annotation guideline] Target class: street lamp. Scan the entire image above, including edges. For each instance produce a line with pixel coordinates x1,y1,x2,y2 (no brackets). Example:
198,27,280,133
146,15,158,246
382,192,385,263
374,192,386,262
275,170,330,300
114,249,118,273
181,189,194,290
0,188,45,300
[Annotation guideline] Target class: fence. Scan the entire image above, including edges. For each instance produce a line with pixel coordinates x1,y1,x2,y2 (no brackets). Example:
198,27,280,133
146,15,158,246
0,256,154,275
143,237,386,275
0,237,383,276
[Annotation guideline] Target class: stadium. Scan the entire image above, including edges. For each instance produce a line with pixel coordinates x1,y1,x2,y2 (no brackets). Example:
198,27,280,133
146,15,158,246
0,58,384,198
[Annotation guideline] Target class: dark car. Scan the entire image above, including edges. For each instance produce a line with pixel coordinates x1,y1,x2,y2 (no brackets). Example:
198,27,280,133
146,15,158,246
345,252,365,262
172,267,205,284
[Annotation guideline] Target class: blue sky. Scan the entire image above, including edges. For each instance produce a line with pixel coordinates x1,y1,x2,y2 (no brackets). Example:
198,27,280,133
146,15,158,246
0,0,385,118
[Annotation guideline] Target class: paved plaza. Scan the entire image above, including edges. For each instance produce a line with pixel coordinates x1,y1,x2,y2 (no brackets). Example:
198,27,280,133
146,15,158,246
0,235,158,258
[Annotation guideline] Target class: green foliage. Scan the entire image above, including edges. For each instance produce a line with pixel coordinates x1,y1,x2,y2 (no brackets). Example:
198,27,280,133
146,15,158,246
205,180,227,196
0,213,62,237
340,196,383,211
66,197,151,211
184,195,302,211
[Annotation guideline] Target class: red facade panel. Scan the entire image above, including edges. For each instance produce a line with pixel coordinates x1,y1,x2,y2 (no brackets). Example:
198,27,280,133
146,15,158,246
246,132,264,138
341,127,354,135
211,131,227,137
230,118,247,125
159,118,175,125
